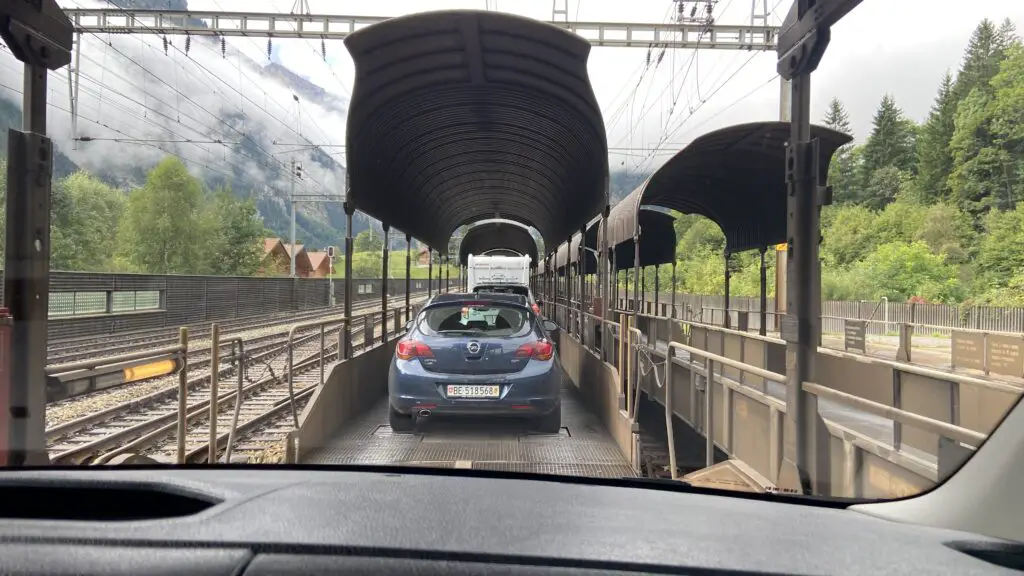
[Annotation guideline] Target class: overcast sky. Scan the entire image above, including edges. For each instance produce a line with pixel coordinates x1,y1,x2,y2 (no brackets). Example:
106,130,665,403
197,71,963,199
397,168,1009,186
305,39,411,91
17,0,1022,183
172,0,1024,173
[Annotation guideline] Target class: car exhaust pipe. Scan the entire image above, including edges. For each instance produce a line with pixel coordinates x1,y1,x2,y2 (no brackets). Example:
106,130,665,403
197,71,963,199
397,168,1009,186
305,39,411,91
417,409,432,418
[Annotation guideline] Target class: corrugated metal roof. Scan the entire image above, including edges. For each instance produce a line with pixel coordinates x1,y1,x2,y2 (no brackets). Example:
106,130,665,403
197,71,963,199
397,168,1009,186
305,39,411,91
343,9,608,251
612,209,677,270
608,121,852,254
458,221,538,266
553,214,600,270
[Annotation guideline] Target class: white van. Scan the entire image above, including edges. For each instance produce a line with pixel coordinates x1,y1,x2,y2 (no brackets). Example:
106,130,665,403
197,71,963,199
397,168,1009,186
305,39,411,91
466,254,531,292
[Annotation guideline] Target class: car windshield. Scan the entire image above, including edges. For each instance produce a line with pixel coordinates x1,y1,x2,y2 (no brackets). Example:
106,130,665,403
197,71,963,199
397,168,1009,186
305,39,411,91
474,285,530,297
3,0,1022,509
420,303,531,337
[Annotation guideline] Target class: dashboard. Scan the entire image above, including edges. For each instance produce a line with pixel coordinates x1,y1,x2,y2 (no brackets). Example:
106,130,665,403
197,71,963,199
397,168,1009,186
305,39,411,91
0,466,1018,575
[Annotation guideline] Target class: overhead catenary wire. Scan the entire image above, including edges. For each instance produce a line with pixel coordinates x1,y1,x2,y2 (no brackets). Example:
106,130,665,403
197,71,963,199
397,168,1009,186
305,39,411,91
0,74,269,192
207,0,348,168
64,0,333,193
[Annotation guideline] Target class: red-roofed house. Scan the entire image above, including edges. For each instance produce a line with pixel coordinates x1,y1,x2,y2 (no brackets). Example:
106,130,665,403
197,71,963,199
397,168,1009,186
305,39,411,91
307,251,331,277
261,238,313,277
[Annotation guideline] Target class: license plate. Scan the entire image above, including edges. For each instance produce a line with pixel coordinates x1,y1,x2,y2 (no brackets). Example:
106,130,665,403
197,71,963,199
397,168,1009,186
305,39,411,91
447,385,500,398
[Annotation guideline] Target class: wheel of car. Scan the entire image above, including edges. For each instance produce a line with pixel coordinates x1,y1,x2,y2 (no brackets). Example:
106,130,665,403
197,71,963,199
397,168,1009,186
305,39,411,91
535,406,561,434
388,405,416,433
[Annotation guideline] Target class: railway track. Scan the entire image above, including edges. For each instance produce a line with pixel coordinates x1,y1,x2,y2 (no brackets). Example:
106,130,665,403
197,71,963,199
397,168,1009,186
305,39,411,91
45,294,421,404
147,347,329,464
46,310,392,465
48,293,421,363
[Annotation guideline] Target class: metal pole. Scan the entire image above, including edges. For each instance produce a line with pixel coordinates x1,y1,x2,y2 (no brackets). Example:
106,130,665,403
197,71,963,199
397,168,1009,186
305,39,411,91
343,205,354,359
289,159,297,277
4,49,67,465
208,323,220,464
428,247,433,297
775,0,860,495
405,234,411,318
759,247,768,336
177,327,189,464
329,254,334,306
779,76,792,121
705,356,715,467
287,331,296,427
671,260,677,319
723,252,731,329
67,34,80,148
775,76,792,330
781,66,827,495
578,228,585,339
2,16,72,467
381,225,390,345
319,324,325,386
224,339,245,463
632,236,640,322
600,202,610,360
654,265,660,316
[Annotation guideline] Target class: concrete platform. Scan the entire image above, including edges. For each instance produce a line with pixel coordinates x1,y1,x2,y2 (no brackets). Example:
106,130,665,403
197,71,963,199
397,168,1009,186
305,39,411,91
303,382,637,478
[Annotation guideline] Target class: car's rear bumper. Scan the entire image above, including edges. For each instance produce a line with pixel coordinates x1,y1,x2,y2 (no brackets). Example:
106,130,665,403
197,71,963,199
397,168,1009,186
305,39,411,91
391,397,560,418
388,359,561,417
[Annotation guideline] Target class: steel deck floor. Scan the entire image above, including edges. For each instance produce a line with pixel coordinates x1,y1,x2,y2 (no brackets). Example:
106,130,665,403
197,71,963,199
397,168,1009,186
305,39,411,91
303,383,637,478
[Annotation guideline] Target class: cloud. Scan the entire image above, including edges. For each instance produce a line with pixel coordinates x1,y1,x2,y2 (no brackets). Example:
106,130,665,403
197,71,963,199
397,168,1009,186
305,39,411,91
0,0,349,223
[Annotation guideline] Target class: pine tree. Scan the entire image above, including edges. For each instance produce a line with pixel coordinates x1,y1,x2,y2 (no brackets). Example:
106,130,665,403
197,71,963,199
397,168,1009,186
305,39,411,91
916,71,958,202
953,19,1003,100
822,98,858,203
823,97,852,135
995,18,1019,55
859,94,917,205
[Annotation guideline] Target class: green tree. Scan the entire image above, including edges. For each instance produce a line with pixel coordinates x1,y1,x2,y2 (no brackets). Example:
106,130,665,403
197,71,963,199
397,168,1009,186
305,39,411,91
354,229,383,253
50,172,125,271
201,185,266,276
853,241,963,304
915,203,974,264
864,165,914,210
859,94,918,202
953,19,1015,100
352,251,382,278
675,216,724,259
916,71,958,202
976,205,1024,290
948,87,1012,219
117,157,205,274
820,204,877,267
822,98,859,204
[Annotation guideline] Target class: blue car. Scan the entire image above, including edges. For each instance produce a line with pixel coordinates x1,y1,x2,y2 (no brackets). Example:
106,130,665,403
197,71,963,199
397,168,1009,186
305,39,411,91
388,293,563,433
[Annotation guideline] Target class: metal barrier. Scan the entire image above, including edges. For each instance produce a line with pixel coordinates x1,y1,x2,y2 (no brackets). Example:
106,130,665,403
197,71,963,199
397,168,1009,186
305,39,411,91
176,328,189,464
222,336,246,463
619,307,1019,449
286,314,358,428
547,296,1010,496
661,339,786,480
45,341,187,402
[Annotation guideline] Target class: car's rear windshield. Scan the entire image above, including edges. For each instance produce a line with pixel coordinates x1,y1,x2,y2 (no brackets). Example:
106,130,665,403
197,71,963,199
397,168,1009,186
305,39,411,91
420,303,531,337
474,285,530,297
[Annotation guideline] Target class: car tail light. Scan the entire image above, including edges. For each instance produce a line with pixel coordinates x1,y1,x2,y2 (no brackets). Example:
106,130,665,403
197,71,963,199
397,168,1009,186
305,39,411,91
516,340,553,361
532,303,541,314
397,339,434,360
